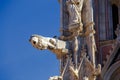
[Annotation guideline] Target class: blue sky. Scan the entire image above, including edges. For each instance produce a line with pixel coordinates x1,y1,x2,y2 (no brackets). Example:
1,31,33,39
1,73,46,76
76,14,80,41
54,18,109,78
0,0,60,80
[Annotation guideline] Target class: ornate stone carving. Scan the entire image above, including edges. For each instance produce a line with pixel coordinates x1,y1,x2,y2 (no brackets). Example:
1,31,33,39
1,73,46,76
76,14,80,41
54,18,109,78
84,57,101,80
69,66,79,79
29,34,69,59
29,0,101,80
66,0,83,33
61,0,97,67
49,76,63,80
68,48,101,80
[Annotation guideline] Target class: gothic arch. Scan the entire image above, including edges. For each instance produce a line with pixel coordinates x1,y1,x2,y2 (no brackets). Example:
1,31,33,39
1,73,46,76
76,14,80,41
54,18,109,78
112,4,119,39
104,61,120,80
111,0,120,6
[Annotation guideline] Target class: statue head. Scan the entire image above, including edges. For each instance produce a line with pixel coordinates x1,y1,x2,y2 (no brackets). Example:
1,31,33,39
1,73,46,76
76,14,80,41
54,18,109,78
29,34,48,50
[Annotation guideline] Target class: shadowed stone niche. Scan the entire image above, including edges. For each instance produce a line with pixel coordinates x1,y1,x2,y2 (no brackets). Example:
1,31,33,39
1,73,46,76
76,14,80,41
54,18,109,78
111,0,120,6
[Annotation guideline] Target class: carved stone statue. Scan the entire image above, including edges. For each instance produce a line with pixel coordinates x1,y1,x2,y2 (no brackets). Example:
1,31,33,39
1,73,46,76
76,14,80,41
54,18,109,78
49,76,62,80
64,0,97,68
66,0,83,33
29,0,101,80
29,34,69,59
30,35,56,50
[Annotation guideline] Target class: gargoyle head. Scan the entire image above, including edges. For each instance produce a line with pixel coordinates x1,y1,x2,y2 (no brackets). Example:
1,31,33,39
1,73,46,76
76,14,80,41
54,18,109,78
29,34,47,50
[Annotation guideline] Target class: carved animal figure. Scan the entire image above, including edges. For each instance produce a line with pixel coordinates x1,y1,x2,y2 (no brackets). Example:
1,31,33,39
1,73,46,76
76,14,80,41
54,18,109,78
49,76,62,80
29,34,69,59
29,34,56,50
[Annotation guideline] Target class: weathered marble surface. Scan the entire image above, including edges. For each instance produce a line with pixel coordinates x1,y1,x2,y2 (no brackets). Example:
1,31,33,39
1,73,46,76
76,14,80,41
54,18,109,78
29,34,69,59
29,0,102,80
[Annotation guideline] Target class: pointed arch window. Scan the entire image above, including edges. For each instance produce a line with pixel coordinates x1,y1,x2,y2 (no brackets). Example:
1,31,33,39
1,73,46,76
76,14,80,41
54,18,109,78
112,4,119,39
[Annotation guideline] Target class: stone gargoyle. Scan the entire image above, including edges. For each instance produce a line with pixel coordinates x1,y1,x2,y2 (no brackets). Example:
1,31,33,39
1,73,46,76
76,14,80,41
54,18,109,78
29,34,69,59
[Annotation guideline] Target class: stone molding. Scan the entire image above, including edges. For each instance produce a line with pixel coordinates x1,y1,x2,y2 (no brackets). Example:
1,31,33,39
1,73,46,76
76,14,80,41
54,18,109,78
101,42,120,78
99,40,115,46
103,61,120,80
